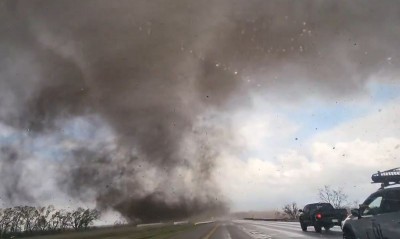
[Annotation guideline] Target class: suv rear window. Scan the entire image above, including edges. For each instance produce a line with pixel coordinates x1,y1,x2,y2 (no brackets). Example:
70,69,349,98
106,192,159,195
310,203,334,212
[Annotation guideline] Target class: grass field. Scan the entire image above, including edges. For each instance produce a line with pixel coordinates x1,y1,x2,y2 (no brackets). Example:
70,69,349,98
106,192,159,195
29,224,195,239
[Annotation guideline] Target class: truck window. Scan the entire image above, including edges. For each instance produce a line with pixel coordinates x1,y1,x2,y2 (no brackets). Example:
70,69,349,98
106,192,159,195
316,204,333,210
362,196,383,216
381,190,400,213
303,206,309,213
309,205,317,214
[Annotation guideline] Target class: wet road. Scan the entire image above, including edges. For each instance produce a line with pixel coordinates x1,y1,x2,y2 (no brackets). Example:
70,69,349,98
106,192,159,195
172,220,343,239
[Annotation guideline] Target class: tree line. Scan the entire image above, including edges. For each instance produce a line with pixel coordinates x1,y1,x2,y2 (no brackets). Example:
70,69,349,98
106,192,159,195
0,205,99,237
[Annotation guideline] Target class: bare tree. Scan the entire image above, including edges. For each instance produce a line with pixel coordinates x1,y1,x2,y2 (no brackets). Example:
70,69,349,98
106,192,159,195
21,206,38,232
318,185,348,208
56,210,73,230
10,206,23,233
1,208,14,234
81,209,100,229
282,202,300,219
35,205,55,231
71,207,100,230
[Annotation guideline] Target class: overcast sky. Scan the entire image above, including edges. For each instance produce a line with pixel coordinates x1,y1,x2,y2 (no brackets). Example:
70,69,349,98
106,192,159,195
1,0,400,222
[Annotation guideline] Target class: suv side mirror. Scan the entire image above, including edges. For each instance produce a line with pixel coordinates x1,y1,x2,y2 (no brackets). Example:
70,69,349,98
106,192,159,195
351,208,361,219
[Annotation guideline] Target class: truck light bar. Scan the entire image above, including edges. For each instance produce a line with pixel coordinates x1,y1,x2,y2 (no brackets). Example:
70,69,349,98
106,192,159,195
371,167,400,189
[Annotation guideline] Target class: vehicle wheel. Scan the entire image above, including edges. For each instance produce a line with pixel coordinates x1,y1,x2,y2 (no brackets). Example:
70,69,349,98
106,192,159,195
300,221,307,231
343,228,356,239
314,224,322,233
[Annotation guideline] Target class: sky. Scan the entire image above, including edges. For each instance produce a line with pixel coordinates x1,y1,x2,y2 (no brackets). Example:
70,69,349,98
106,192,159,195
1,0,400,223
217,79,400,211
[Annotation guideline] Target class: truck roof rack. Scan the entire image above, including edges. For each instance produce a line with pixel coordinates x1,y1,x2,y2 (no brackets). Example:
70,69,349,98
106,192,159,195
371,167,400,189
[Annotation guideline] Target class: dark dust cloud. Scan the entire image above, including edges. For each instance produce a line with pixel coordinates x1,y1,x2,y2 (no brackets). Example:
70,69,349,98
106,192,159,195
0,0,399,222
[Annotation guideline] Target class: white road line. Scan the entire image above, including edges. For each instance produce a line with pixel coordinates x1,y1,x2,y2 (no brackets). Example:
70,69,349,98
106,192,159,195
238,221,300,230
136,222,165,227
238,225,272,239
173,221,189,225
251,224,305,238
222,226,233,239
235,220,344,239
194,220,215,225
240,220,341,228
238,220,342,232
264,222,342,232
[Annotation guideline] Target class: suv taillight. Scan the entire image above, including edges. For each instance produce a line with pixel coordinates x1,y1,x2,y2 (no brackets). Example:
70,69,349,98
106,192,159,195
316,213,322,219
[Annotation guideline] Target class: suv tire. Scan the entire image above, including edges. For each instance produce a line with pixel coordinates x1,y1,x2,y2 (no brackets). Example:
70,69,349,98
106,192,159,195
300,221,307,231
314,224,322,233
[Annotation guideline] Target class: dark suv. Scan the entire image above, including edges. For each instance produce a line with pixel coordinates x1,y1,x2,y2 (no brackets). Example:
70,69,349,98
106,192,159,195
299,202,347,233
342,187,400,239
342,168,400,239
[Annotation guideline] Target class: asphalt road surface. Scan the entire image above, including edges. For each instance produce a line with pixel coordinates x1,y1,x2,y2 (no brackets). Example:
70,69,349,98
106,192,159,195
172,220,343,239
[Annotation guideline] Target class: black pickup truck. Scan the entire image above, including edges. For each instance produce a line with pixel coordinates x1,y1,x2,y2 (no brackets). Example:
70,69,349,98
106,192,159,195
299,203,348,233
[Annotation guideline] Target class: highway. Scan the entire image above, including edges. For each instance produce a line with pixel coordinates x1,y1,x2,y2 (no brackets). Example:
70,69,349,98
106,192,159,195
171,220,343,239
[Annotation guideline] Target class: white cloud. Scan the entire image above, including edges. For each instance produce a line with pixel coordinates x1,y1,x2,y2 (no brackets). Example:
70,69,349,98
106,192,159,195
232,108,299,160
236,113,298,151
